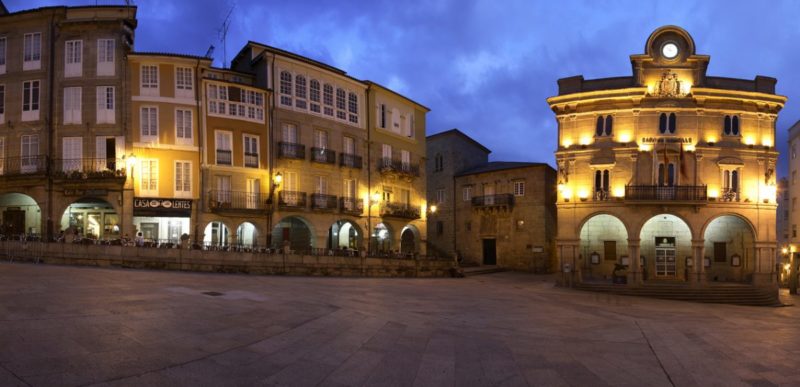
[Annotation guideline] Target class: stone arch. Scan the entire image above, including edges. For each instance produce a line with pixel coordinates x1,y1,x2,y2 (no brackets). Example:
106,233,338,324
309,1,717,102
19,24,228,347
371,222,394,254
0,192,43,237
632,211,695,240
204,221,231,247
638,214,693,281
272,215,315,253
579,214,629,280
400,224,421,254
235,221,260,247
702,214,756,283
576,211,634,240
59,197,121,240
327,219,363,251
700,212,758,241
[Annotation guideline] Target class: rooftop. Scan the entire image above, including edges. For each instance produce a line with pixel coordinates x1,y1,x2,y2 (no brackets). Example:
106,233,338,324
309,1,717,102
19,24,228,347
427,128,491,154
456,161,552,177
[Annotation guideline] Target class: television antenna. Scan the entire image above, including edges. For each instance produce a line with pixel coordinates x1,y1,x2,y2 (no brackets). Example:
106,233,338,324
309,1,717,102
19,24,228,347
218,4,235,68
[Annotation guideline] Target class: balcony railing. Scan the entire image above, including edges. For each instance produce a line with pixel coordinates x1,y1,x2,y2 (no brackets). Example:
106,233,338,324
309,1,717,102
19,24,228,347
339,153,362,169
244,152,259,168
311,193,337,210
380,202,420,219
720,189,739,202
0,155,48,176
208,190,269,211
472,194,514,208
378,158,420,177
53,158,126,179
339,197,363,214
594,190,609,201
278,142,305,159
279,191,307,209
310,148,336,164
625,185,707,201
216,149,232,165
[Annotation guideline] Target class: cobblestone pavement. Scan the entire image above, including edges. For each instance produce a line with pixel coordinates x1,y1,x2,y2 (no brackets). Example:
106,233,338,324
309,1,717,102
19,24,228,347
1,263,799,386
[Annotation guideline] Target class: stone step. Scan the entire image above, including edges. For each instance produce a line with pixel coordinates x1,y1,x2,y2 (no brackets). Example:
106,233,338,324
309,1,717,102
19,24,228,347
574,283,780,306
463,265,507,276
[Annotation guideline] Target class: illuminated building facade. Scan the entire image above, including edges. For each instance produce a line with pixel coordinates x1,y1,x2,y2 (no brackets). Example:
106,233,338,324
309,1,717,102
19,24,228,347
549,26,784,289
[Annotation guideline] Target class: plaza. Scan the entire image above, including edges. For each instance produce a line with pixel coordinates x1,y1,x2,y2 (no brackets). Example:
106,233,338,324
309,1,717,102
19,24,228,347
0,263,798,386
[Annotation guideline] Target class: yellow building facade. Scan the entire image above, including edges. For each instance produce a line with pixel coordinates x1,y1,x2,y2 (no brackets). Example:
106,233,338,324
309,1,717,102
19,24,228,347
549,26,784,288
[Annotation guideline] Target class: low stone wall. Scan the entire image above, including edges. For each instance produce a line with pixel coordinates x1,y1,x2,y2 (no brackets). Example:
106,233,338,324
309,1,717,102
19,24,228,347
1,242,457,278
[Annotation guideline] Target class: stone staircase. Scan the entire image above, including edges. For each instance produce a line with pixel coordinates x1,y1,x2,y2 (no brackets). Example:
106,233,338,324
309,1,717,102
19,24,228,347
573,282,781,306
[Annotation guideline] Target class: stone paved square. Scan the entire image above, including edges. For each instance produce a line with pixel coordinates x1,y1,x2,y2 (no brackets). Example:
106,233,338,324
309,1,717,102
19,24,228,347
1,263,799,386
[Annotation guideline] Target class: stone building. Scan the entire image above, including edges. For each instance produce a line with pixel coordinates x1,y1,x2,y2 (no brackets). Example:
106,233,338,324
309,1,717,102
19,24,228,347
427,129,557,271
787,120,800,248
777,177,789,248
549,26,784,289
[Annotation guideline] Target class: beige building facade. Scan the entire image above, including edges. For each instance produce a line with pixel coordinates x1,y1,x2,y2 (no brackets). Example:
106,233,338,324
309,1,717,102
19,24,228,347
549,26,784,289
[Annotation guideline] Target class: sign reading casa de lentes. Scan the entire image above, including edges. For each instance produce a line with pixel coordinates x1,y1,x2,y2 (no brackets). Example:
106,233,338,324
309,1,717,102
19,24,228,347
133,198,192,217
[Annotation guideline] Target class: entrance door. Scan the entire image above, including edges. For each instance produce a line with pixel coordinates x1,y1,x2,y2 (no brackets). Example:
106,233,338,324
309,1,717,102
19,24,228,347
400,229,415,254
167,221,181,243
482,238,497,265
3,209,25,235
655,247,676,277
141,222,158,241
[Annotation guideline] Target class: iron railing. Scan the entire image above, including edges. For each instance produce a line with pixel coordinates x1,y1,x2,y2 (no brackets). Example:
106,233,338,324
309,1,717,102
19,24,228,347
278,142,305,159
377,157,419,176
472,194,514,207
380,202,420,219
208,190,269,211
0,155,48,176
339,197,363,214
310,147,336,164
216,149,232,165
52,158,126,179
625,185,707,201
720,189,739,202
244,152,259,168
311,193,337,210
278,191,307,209
339,153,362,168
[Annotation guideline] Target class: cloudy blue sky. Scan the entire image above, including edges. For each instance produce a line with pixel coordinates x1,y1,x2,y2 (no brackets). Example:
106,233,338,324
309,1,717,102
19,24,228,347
9,0,800,175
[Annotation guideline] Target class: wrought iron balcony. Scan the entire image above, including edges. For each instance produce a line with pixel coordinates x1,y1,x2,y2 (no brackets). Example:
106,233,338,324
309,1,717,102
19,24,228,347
339,153,362,169
339,197,363,214
720,189,739,202
278,142,305,160
472,194,514,208
380,202,420,219
310,147,336,164
377,158,419,177
53,158,126,179
311,193,337,210
0,155,48,176
625,185,707,201
278,191,307,209
216,149,232,165
208,190,268,211
244,152,259,168
594,190,610,201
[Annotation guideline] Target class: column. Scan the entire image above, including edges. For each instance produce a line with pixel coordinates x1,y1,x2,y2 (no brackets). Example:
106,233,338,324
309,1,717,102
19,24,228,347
753,242,779,288
556,238,580,287
627,238,642,286
691,239,705,286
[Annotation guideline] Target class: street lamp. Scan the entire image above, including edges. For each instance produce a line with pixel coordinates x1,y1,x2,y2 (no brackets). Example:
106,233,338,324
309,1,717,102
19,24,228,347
266,172,282,249
367,191,382,255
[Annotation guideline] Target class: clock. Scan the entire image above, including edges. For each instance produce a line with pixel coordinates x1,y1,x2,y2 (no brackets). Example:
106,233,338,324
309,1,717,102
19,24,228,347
661,42,679,59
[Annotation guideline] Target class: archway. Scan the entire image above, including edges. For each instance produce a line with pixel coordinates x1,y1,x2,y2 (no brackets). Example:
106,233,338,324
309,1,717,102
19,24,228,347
0,193,41,238
60,197,119,240
400,224,420,254
639,214,692,281
271,216,314,253
236,222,258,247
579,214,628,280
703,215,755,283
371,222,393,254
327,220,362,251
204,221,230,247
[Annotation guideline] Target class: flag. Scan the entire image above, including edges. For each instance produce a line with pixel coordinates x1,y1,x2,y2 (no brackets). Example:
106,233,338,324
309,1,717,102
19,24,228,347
679,143,688,178
662,140,669,185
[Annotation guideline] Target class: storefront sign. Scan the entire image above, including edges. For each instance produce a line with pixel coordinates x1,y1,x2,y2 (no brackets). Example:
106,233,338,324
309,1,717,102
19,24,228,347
640,137,693,144
133,197,192,217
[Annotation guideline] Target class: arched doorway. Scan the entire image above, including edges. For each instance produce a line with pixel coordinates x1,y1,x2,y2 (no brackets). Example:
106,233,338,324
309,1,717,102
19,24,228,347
60,197,119,240
272,216,313,253
204,221,230,247
327,220,362,251
400,225,419,254
579,214,628,280
639,214,692,281
372,222,393,254
0,193,41,238
703,215,755,283
236,222,258,247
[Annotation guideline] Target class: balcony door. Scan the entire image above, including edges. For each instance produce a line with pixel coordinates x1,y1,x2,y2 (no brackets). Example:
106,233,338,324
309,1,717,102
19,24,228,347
96,136,120,171
63,137,82,172
216,175,231,204
657,162,676,200
654,236,677,278
284,172,298,205
484,183,495,205
246,178,260,209
21,135,39,173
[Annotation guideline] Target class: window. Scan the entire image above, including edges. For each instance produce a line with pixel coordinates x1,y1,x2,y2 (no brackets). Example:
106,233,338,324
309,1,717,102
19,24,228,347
175,67,193,97
215,131,232,165
722,169,739,201
348,92,358,123
382,143,392,161
513,181,526,197
141,65,158,95
594,170,610,199
309,79,321,113
63,87,82,124
794,224,797,238
793,145,797,160
21,134,39,173
216,175,231,203
0,37,6,74
323,83,334,116
380,104,386,128
436,188,445,204
96,86,115,124
657,163,675,186
140,107,158,140
401,150,411,171
343,136,355,155
295,75,307,109
22,80,40,121
174,161,192,196
23,33,41,70
343,178,356,200
314,129,328,149
65,40,83,77
658,112,677,134
436,221,444,236
391,107,401,133
175,109,192,144
434,153,443,172
97,39,114,76
595,115,613,136
282,123,297,143
206,83,264,122
140,159,158,195
0,84,5,123
244,134,258,168
723,115,740,136
463,186,472,201
335,88,347,120
279,71,292,106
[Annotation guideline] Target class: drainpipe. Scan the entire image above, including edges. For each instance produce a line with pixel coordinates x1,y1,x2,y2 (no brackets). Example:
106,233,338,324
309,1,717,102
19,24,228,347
45,12,57,241
194,58,203,244
366,86,372,255
267,51,276,248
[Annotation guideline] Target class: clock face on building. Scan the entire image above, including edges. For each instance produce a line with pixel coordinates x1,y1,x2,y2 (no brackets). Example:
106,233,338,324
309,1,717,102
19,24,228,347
661,42,679,59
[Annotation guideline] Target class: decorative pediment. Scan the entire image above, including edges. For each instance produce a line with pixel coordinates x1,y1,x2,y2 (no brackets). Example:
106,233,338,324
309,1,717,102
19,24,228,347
717,156,744,167
590,156,616,169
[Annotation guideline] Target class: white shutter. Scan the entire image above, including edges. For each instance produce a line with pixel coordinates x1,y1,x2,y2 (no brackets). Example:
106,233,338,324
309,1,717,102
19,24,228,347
382,144,392,159
343,137,354,155
115,136,124,162
96,136,107,161
286,172,297,191
316,176,327,194
62,137,82,172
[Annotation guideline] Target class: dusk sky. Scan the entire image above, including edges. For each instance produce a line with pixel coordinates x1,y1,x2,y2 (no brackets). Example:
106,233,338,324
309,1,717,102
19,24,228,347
10,0,800,175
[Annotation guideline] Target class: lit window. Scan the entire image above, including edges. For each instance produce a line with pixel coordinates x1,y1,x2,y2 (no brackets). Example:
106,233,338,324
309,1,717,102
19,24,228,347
335,88,347,120
514,181,526,197
348,92,358,124
140,159,158,194
175,161,192,196
141,65,158,95
323,83,334,116
309,79,321,113
175,109,192,144
279,71,292,106
140,107,158,139
295,74,307,109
